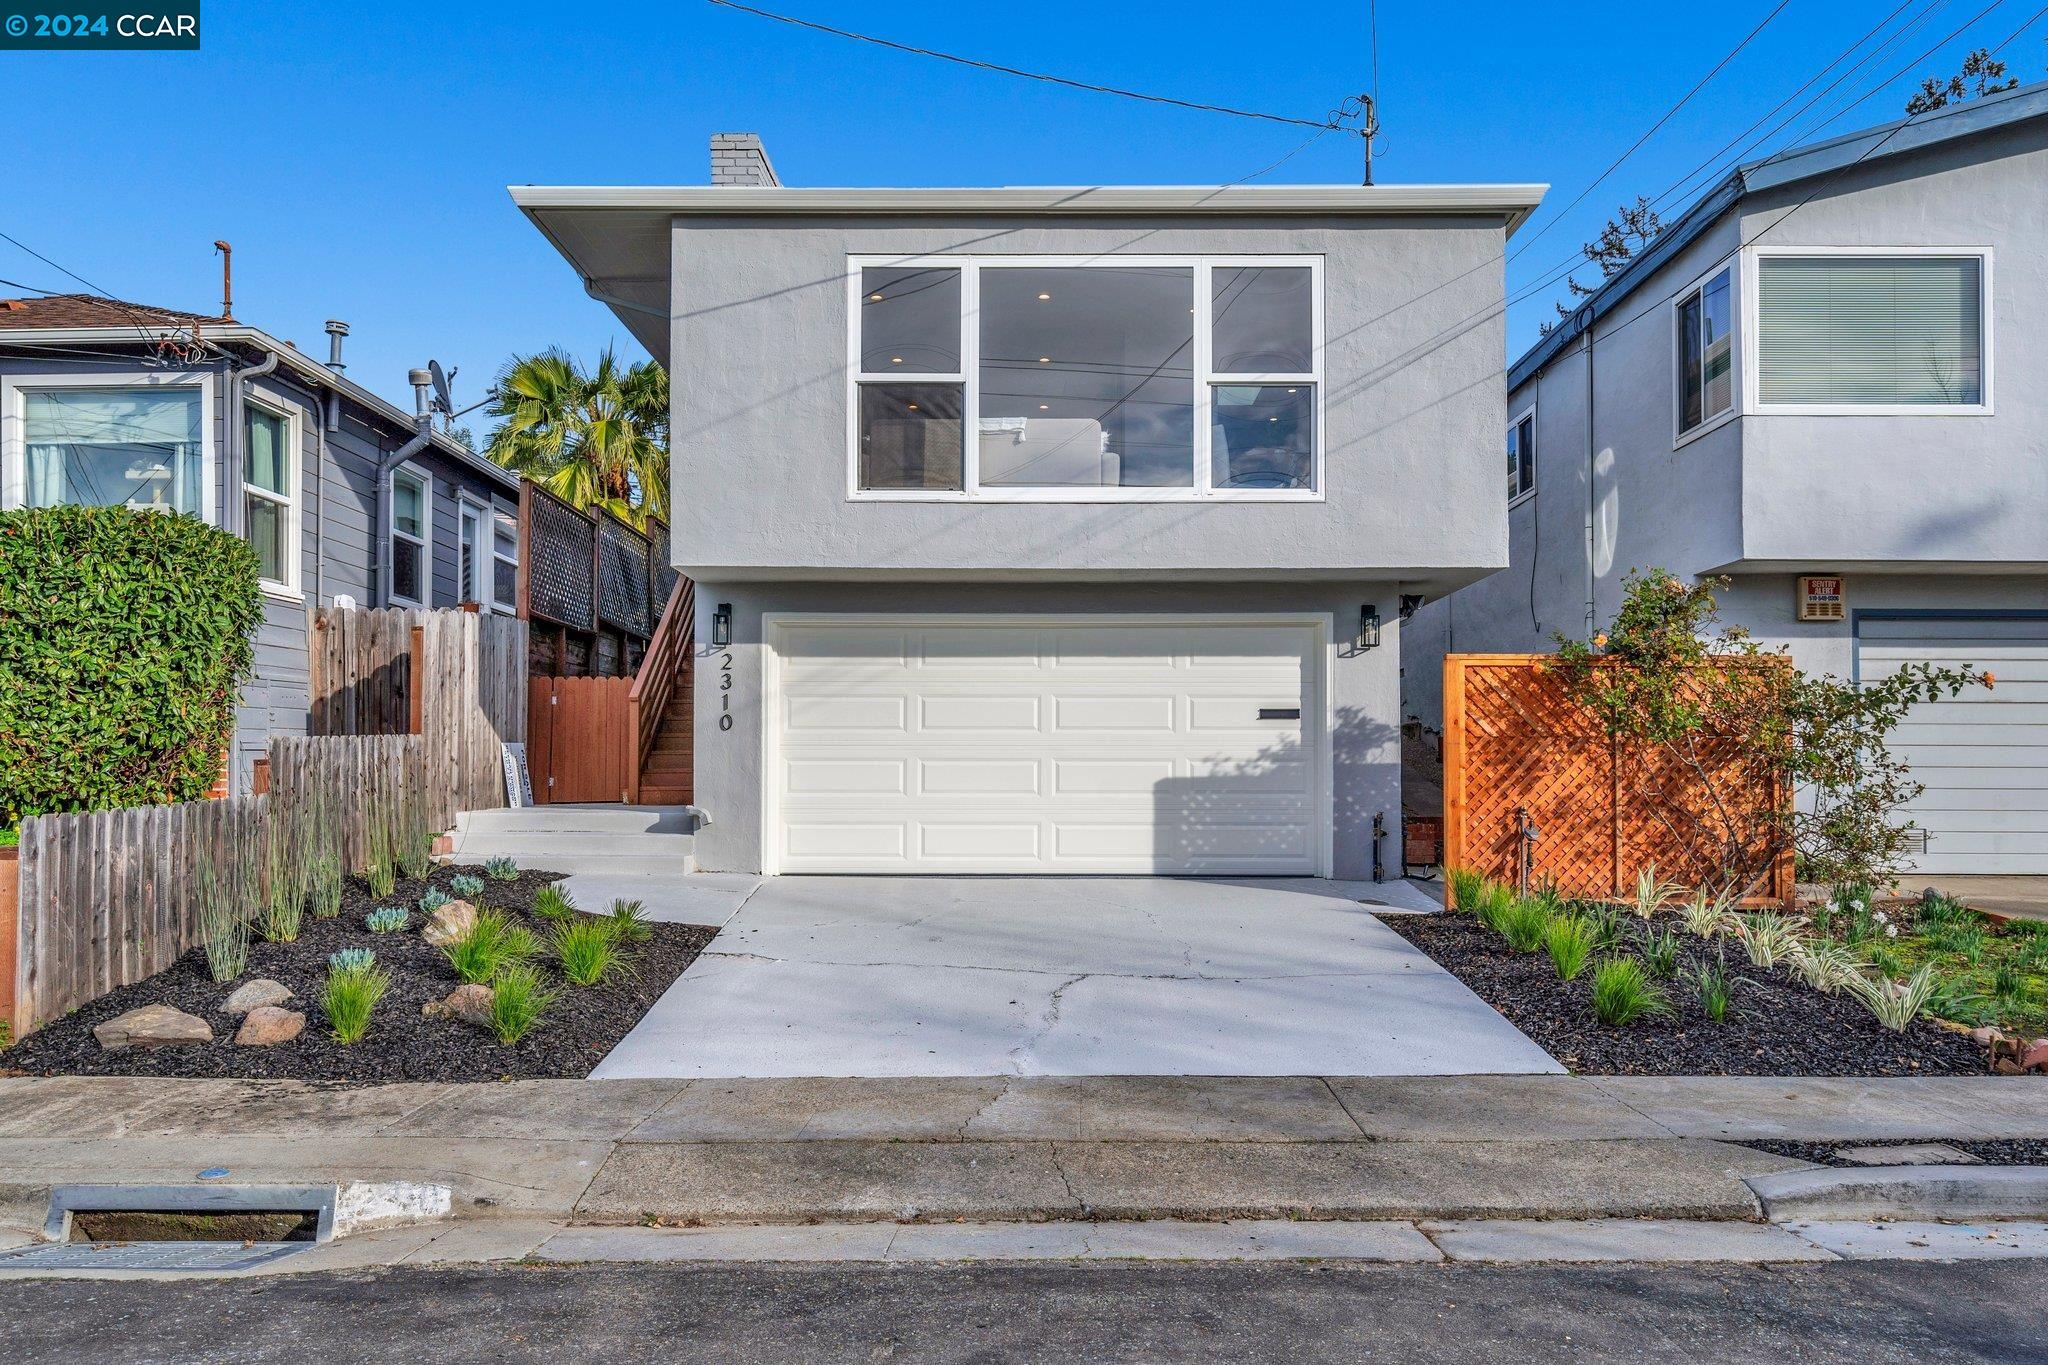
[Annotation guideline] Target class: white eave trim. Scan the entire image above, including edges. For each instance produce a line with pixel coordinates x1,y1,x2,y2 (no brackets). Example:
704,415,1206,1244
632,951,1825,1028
509,183,1551,232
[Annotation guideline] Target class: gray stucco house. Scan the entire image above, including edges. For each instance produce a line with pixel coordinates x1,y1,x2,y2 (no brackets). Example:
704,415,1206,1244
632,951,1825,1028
0,294,522,792
516,135,1543,878
1404,82,2048,875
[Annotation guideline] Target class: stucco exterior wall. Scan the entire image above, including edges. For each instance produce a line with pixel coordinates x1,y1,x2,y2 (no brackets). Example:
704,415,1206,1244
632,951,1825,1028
688,579,1407,878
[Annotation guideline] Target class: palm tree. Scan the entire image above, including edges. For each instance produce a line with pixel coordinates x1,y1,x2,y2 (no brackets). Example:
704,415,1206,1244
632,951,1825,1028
483,348,669,524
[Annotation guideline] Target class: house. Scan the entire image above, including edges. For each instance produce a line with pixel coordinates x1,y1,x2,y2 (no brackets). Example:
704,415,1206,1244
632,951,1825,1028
513,135,1544,878
0,294,523,792
1403,82,2048,875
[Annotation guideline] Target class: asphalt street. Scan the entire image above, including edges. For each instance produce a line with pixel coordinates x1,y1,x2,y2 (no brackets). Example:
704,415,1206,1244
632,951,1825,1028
4,1257,2045,1362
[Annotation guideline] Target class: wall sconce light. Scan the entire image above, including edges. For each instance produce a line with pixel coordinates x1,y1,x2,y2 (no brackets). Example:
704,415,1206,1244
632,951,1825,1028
712,602,732,649
1359,604,1381,650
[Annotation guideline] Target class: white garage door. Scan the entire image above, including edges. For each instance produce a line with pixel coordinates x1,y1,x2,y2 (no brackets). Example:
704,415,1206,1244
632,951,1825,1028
769,619,1324,875
1859,617,2048,875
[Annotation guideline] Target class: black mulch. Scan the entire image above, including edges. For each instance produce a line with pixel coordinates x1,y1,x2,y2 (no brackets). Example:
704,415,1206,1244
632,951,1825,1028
1382,911,1991,1077
0,867,716,1084
1739,1138,2048,1166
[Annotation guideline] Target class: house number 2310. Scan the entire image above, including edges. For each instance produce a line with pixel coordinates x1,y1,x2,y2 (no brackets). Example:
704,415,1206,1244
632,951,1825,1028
718,653,734,731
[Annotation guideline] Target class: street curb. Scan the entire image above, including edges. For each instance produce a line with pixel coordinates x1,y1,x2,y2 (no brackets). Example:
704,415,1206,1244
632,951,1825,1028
1746,1165,2048,1221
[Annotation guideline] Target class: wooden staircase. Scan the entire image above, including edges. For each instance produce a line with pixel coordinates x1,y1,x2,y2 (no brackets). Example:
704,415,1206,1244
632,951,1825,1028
628,581,695,805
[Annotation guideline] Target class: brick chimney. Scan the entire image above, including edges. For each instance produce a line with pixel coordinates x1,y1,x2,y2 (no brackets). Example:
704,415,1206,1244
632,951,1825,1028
710,133,780,187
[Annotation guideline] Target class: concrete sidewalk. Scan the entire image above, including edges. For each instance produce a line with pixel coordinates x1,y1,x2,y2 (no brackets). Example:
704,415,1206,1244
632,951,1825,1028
2,1074,2044,1235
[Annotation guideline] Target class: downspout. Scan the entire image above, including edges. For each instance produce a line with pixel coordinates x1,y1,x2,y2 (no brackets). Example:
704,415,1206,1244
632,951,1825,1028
222,348,281,537
1582,315,1598,637
372,369,436,606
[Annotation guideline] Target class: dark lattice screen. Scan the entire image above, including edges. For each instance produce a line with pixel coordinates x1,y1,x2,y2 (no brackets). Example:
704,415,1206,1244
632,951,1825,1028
647,518,679,610
598,516,653,638
527,490,596,631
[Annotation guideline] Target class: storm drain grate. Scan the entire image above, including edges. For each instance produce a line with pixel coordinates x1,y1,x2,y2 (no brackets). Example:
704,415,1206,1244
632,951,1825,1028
0,1240,313,1272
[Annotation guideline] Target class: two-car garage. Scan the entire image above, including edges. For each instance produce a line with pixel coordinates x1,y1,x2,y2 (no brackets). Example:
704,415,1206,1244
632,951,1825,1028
763,618,1328,876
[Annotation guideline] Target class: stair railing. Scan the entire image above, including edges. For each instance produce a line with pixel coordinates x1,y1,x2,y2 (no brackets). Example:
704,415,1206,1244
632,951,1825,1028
627,578,694,803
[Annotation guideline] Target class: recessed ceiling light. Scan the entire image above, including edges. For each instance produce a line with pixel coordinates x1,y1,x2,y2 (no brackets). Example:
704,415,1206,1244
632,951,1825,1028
906,403,919,411
1038,356,1051,363
891,357,904,364
1286,387,1298,393
1268,416,1279,422
869,293,884,302
1039,404,1050,410
1037,292,1051,301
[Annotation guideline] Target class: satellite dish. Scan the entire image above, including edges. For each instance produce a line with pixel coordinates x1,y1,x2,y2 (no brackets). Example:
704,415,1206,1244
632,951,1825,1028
428,359,454,415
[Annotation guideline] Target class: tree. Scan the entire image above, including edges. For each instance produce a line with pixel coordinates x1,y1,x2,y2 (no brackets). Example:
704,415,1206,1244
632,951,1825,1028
1547,196,1666,329
1905,48,2017,114
482,348,669,525
1552,570,1991,895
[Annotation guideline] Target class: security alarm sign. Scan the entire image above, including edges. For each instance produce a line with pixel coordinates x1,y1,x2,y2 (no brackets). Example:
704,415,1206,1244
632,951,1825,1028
1797,575,1845,623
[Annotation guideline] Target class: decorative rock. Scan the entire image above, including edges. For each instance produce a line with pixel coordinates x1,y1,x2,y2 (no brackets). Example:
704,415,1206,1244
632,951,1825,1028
2023,1039,2048,1073
223,978,295,1016
422,983,494,1028
1968,1025,2007,1046
421,900,479,947
235,1006,306,1047
93,1004,212,1051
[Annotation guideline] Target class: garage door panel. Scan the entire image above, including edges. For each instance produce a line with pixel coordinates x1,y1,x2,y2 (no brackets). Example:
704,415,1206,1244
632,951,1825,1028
774,619,1322,874
1862,620,2048,875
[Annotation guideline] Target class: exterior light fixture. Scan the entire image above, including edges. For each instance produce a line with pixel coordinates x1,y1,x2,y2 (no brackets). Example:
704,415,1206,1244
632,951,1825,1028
869,292,884,302
1038,356,1051,363
712,603,732,649
1036,292,1051,300
1359,604,1381,650
906,403,919,411
890,356,904,365
1038,404,1049,410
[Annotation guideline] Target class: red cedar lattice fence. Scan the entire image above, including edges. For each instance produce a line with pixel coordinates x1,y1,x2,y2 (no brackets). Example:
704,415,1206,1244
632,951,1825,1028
1441,654,1794,903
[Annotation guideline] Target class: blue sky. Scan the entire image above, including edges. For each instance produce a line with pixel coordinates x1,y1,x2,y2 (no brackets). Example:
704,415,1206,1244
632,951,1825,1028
5,0,2042,411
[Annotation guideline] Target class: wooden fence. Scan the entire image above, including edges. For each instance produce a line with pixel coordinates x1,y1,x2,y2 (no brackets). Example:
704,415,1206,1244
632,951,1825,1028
5,735,425,1038
520,482,676,678
307,606,527,827
1440,654,1794,903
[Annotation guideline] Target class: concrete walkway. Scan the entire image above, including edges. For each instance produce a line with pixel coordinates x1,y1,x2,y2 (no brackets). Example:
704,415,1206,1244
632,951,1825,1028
592,876,1549,1079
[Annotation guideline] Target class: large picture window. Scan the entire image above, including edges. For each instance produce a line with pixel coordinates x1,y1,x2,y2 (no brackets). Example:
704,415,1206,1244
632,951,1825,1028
16,384,205,515
1756,252,1986,408
851,256,1321,499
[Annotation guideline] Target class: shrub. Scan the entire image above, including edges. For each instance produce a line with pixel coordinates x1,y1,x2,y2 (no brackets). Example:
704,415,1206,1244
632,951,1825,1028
325,960,390,1044
1543,913,1595,980
1445,867,1488,914
0,505,262,824
1688,950,1736,1022
1850,965,1938,1032
606,898,652,945
1642,927,1682,978
441,908,536,985
450,872,486,903
1591,957,1671,1026
485,856,519,882
554,918,625,987
533,885,576,922
366,906,408,934
1499,897,1552,954
488,964,555,1044
419,887,452,913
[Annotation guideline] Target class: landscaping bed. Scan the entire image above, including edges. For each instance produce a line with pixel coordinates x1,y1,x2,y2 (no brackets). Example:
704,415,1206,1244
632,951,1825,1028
0,866,714,1083
1383,909,1992,1077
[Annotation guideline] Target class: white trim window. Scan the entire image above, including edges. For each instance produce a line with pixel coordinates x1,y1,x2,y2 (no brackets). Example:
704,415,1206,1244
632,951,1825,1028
388,465,430,608
242,398,300,594
1507,406,1536,504
848,254,1324,501
1750,248,1989,412
490,503,519,613
457,497,488,606
1,371,214,517
1676,265,1734,437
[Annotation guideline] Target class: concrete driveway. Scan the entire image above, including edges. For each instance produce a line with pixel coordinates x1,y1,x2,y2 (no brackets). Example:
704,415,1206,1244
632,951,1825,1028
593,878,1560,1078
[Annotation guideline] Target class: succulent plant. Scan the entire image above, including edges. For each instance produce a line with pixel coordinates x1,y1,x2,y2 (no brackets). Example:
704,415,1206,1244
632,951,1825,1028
484,856,520,882
365,906,409,934
328,946,376,973
450,873,486,901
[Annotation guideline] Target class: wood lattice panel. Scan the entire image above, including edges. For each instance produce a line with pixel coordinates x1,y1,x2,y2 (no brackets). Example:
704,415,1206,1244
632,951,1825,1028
1442,655,1791,902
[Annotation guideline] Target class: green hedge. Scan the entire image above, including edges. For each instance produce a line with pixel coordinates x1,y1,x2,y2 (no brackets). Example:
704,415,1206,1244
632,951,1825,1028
0,505,262,824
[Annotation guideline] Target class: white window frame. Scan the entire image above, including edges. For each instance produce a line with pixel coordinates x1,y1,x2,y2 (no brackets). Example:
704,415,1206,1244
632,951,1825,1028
845,253,1326,503
488,499,519,615
1741,244,1994,418
457,494,490,607
386,463,431,609
1507,403,1537,507
241,394,302,599
1672,259,1739,448
0,369,217,518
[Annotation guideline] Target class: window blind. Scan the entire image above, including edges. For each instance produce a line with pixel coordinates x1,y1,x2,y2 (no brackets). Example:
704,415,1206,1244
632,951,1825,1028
1758,256,1982,405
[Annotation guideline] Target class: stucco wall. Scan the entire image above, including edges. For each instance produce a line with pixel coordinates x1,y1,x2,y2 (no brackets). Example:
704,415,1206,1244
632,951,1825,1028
688,579,1408,879
668,213,1512,584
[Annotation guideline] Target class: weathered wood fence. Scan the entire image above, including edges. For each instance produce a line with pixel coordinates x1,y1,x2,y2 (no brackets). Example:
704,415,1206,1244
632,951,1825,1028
307,606,527,827
5,735,424,1038
1440,654,1794,903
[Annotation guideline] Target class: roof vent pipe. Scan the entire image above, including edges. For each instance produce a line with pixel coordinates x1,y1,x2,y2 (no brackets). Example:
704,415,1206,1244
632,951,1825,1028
324,319,349,373
408,368,433,419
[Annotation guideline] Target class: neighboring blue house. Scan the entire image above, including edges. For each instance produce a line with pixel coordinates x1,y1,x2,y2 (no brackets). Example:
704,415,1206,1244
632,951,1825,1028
1404,83,2048,875
0,293,523,792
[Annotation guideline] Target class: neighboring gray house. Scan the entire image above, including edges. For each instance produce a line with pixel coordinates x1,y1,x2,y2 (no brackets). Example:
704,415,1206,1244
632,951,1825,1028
515,135,1543,878
0,294,523,792
1404,83,2048,875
